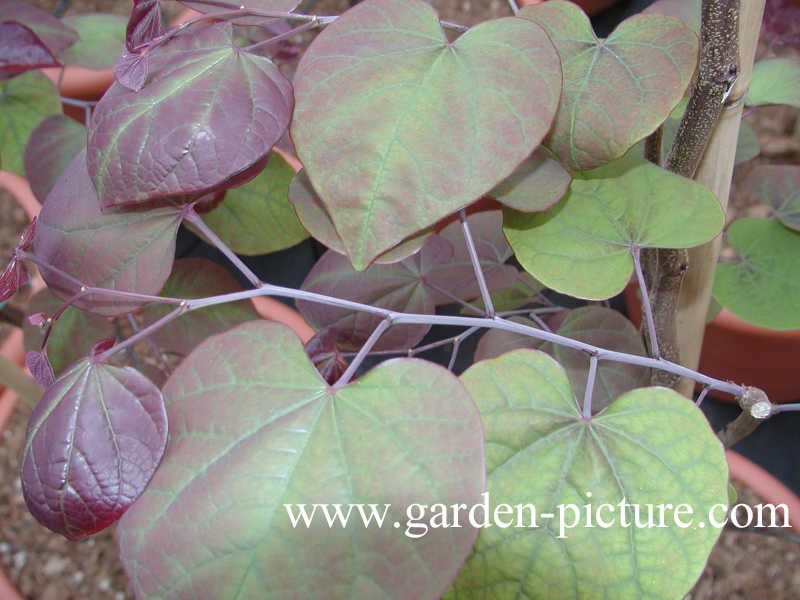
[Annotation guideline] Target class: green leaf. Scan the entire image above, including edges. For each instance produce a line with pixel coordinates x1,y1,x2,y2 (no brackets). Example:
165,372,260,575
199,153,308,255
713,218,800,330
643,0,700,33
462,271,545,314
292,0,562,269
451,349,729,600
288,169,432,263
490,149,571,212
60,13,127,69
504,157,724,299
744,164,800,231
0,71,61,176
118,321,485,599
520,0,698,171
746,57,800,108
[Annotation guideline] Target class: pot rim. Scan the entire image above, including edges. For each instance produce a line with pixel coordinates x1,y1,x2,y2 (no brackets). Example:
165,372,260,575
726,449,800,532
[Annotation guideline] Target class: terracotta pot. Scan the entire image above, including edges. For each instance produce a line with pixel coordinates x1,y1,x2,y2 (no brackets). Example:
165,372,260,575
727,449,800,532
518,0,621,15
623,283,800,403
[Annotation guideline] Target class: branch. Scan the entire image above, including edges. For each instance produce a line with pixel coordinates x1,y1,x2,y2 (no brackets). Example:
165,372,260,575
459,209,495,318
646,0,740,388
716,386,772,447
333,318,393,389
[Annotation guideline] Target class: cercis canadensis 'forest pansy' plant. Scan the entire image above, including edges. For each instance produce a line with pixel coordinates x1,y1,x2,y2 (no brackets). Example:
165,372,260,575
0,0,797,598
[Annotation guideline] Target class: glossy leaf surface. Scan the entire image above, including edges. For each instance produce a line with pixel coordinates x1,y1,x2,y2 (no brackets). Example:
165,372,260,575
713,218,800,330
0,70,60,175
199,152,308,255
119,321,484,598
504,157,723,299
88,21,293,207
23,114,85,202
489,149,571,213
451,349,728,599
34,152,183,316
288,169,432,264
292,0,562,269
22,359,167,540
520,0,697,170
141,258,260,357
0,0,78,55
746,57,800,108
23,288,115,375
745,164,800,231
60,13,127,69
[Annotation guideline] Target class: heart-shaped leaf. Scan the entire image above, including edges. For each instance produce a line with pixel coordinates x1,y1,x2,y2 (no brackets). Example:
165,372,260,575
21,359,167,540
489,149,571,212
292,0,562,269
118,321,485,598
745,164,800,231
746,57,800,108
297,235,454,351
0,0,78,55
88,21,293,207
520,0,698,171
288,169,433,264
198,152,308,255
140,258,260,357
0,70,60,175
713,218,800,330
504,156,724,299
23,114,85,202
0,22,61,79
450,349,728,599
23,288,116,375
33,151,183,316
60,13,127,69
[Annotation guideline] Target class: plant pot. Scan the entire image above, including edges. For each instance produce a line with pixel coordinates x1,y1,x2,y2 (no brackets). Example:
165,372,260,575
623,283,800,403
727,449,800,532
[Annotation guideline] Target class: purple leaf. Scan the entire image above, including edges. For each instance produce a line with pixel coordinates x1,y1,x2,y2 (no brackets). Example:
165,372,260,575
25,350,55,387
426,211,517,304
88,21,293,208
0,22,61,80
140,258,260,357
762,0,800,53
297,236,454,351
27,312,47,327
0,259,28,303
23,115,85,202
33,151,183,316
118,321,483,598
90,337,117,358
0,0,78,56
113,50,148,91
21,359,167,540
304,327,347,385
126,0,163,52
